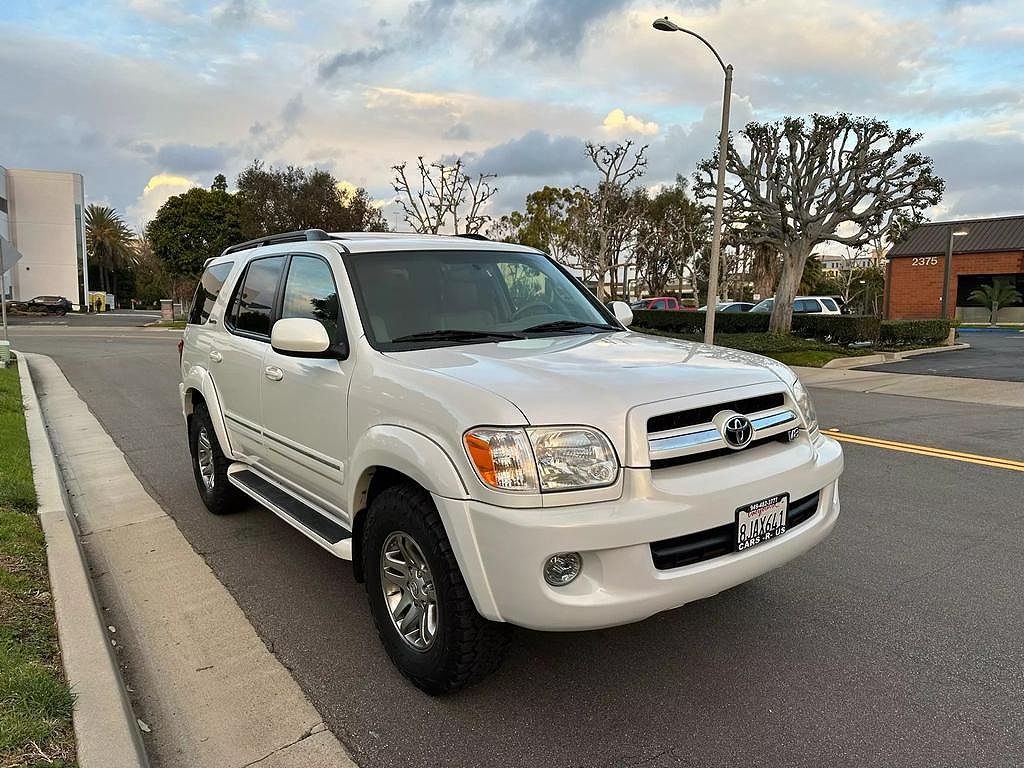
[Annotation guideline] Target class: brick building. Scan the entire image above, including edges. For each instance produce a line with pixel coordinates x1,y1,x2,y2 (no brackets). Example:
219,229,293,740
884,215,1024,321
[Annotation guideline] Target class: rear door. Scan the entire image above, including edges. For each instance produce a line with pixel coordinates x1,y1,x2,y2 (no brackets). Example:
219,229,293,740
259,253,351,519
215,255,286,464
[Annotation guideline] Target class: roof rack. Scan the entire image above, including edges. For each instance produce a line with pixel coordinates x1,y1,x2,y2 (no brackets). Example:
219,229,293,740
220,229,339,256
455,233,490,241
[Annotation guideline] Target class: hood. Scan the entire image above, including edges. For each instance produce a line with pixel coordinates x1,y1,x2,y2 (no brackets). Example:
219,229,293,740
386,331,789,449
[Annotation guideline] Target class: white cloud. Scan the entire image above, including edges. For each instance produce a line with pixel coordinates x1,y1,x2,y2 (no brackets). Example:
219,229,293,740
127,173,199,229
601,108,659,136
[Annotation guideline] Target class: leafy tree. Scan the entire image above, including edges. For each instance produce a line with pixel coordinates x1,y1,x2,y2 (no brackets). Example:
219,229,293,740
130,233,172,306
392,157,497,235
211,173,228,192
697,113,944,332
968,279,1022,325
146,186,244,277
85,204,134,295
633,177,708,297
236,161,387,238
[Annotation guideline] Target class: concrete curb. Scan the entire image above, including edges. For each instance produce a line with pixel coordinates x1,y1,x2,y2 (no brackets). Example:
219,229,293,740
821,342,971,370
16,354,150,768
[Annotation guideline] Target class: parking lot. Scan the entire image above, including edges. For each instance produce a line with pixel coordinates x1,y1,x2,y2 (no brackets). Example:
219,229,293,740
10,321,1024,768
862,330,1024,382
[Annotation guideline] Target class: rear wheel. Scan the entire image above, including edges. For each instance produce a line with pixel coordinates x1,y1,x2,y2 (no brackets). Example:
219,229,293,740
188,404,240,514
363,482,508,694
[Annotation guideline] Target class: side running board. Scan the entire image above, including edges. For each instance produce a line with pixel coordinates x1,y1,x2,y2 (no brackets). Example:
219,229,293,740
228,467,353,560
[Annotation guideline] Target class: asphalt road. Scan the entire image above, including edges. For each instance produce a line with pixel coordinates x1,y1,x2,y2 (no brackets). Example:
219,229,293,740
862,330,1024,382
10,324,1024,768
3,309,161,329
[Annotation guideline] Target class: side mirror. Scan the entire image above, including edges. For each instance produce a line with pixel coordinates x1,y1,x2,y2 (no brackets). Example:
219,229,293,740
271,318,332,356
610,301,634,327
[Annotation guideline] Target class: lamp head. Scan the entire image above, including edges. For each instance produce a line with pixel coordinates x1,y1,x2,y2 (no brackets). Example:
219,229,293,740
653,16,681,32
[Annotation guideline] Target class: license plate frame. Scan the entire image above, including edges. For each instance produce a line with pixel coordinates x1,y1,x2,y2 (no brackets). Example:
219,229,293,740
735,493,789,552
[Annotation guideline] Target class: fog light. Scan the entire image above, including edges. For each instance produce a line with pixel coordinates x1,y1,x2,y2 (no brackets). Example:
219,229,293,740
544,552,582,587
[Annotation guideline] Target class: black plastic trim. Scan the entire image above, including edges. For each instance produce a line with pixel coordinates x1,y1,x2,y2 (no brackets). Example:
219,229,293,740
650,490,821,570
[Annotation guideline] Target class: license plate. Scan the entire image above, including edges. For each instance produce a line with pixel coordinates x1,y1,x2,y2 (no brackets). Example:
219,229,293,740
735,493,789,552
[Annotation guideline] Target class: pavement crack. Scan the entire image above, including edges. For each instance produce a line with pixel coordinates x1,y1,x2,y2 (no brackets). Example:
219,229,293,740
238,724,323,768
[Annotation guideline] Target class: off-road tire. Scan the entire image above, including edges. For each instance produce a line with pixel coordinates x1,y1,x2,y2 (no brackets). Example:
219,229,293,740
364,482,509,694
189,403,241,515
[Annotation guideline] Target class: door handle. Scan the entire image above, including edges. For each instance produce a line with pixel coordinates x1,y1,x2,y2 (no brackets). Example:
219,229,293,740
264,366,284,382
209,350,223,363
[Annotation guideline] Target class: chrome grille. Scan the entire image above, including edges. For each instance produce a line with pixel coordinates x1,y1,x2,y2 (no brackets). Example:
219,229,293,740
647,391,799,467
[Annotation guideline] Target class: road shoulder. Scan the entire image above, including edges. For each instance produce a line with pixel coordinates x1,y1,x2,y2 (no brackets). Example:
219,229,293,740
22,352,356,768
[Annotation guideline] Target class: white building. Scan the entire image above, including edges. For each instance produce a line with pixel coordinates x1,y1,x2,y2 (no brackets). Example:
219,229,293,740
0,166,86,308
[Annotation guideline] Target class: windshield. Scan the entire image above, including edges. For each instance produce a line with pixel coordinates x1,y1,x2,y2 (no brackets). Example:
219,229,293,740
750,299,773,313
346,249,618,350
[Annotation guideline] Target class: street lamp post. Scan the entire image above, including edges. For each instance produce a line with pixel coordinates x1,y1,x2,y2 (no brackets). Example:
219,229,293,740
653,16,732,345
941,225,969,320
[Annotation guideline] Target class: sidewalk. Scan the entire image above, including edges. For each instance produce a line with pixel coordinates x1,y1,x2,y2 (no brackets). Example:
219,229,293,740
22,353,356,768
794,365,1024,408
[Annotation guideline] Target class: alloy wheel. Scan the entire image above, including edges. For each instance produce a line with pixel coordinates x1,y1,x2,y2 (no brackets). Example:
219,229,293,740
380,531,438,651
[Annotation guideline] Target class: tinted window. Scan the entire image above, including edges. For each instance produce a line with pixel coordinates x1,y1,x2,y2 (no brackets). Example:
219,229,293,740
347,250,612,350
189,261,234,325
230,256,285,337
822,298,839,311
281,256,340,338
651,299,667,309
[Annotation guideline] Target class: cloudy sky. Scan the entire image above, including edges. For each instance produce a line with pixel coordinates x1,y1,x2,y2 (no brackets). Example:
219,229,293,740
3,0,1023,230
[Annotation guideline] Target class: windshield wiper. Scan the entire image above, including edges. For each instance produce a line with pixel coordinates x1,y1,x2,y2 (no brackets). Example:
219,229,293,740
519,320,619,334
390,329,525,343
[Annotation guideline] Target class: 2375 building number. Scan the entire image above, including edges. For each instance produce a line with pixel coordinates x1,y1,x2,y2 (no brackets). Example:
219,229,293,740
911,257,939,266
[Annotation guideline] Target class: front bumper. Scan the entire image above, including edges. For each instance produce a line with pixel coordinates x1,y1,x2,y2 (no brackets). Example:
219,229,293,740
433,433,843,631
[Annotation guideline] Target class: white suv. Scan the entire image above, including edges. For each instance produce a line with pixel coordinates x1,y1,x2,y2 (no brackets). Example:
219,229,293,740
179,230,843,693
750,296,843,314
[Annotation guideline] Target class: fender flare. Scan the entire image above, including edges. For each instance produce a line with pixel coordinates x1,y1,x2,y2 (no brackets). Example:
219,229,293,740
348,424,468,512
183,371,234,459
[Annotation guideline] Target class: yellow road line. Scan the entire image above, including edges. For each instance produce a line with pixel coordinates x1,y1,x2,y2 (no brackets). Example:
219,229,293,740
825,429,1024,472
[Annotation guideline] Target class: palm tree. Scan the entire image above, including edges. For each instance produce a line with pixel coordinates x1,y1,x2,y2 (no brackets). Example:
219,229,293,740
968,279,1022,326
85,204,134,297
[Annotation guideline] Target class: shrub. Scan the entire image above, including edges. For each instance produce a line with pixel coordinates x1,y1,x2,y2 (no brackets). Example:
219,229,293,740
632,310,880,345
790,314,881,345
631,310,769,335
880,319,951,347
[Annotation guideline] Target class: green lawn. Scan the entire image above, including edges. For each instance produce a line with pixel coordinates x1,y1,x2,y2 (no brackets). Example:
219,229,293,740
0,363,77,767
642,330,876,368
148,320,186,329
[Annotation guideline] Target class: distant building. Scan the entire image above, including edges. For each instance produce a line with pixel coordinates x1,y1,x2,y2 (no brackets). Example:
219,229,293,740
884,215,1024,321
0,166,87,308
819,251,881,276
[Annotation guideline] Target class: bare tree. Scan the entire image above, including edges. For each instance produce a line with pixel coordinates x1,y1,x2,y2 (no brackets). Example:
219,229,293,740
697,114,943,332
392,157,498,235
585,141,648,299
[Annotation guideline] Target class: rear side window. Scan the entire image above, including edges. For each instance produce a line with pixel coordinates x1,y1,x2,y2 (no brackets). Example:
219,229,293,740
822,298,839,312
281,255,340,339
229,256,286,337
189,261,234,324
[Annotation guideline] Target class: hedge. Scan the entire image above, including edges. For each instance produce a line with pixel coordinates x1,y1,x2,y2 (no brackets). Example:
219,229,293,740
879,319,952,347
632,310,951,348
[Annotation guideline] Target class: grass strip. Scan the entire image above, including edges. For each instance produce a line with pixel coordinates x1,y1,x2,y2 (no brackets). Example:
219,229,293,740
0,363,77,767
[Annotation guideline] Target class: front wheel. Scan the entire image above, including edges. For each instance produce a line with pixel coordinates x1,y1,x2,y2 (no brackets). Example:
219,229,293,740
363,483,508,694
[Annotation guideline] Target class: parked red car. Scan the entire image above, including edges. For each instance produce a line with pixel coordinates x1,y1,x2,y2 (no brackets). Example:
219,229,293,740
628,297,694,311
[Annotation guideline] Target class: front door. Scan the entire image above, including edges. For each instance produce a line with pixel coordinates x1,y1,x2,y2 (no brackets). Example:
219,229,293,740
259,254,350,520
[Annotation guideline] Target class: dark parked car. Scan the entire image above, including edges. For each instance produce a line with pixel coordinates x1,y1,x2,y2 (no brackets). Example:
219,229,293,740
9,295,74,315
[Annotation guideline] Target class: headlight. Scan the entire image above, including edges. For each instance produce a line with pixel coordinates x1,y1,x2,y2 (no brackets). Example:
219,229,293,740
528,427,618,491
790,378,819,433
464,426,618,493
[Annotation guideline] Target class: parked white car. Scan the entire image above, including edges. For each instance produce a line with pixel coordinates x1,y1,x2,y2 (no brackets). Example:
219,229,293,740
750,296,843,314
179,230,843,693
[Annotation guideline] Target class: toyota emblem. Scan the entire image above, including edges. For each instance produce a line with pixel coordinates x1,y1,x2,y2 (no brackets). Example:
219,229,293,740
723,415,754,449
